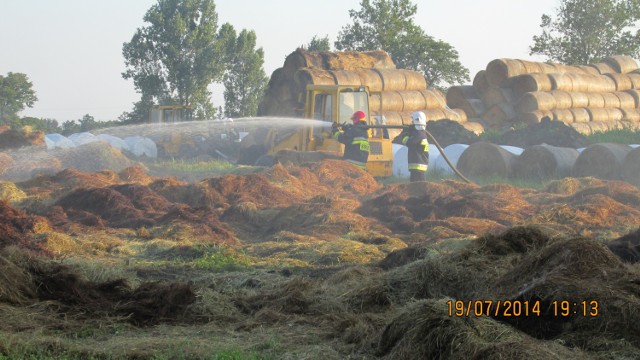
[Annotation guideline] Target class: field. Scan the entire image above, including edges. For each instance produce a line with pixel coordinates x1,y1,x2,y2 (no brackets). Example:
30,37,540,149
1,157,640,359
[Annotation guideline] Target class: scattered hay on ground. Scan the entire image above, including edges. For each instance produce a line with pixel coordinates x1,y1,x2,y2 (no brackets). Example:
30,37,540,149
607,228,640,263
0,152,14,176
0,181,27,204
56,141,134,173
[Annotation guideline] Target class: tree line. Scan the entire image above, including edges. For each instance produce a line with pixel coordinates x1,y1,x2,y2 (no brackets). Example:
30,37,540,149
2,0,640,133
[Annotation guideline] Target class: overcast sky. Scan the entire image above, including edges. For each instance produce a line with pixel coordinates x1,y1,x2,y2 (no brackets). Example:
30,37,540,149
1,0,558,121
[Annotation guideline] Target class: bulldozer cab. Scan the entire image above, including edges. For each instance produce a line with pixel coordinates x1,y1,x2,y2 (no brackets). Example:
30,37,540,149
149,105,194,158
150,105,193,123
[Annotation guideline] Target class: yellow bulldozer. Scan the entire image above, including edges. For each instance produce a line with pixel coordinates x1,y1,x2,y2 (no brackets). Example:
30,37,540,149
237,84,396,177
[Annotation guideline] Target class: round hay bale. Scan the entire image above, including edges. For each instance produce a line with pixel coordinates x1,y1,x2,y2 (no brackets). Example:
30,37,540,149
382,112,405,126
588,121,610,133
548,73,573,91
577,65,601,76
518,59,542,74
453,99,486,118
614,91,637,108
571,122,592,134
482,103,516,129
457,142,518,179
598,75,618,92
605,108,624,121
569,92,589,108
419,89,447,109
550,90,573,108
400,90,429,111
601,92,622,108
450,108,468,122
566,74,591,92
369,93,382,112
586,108,610,122
462,121,485,135
570,108,590,123
589,62,617,74
324,50,397,70
605,73,633,91
621,146,640,186
539,62,557,73
624,89,640,107
378,91,405,112
422,109,447,121
510,73,553,95
586,92,606,108
514,144,580,180
332,70,363,86
519,110,554,125
621,108,640,122
374,69,407,91
355,69,384,92
473,70,490,93
626,73,640,88
516,92,556,113
486,59,526,87
481,87,516,108
552,109,575,124
58,141,134,173
603,55,639,74
446,86,479,107
402,70,428,90
293,68,336,94
572,143,632,180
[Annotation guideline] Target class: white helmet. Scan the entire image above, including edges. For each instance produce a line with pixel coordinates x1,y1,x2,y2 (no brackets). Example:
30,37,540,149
412,111,427,130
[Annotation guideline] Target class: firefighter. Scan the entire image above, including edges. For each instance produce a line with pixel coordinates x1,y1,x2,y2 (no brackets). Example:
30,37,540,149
393,111,429,182
332,110,370,169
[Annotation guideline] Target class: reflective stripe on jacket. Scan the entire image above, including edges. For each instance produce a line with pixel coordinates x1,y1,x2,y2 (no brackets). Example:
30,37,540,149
392,128,429,172
335,124,370,168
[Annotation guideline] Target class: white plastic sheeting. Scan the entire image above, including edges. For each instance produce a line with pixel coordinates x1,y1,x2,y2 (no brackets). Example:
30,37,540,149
68,132,99,146
96,134,129,151
124,136,157,158
44,133,75,149
433,144,469,175
499,145,524,155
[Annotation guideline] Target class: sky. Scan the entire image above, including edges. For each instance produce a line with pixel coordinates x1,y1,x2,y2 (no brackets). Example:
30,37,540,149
1,0,558,121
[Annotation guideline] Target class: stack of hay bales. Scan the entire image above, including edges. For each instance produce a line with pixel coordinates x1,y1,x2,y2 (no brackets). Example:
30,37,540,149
258,49,484,139
447,55,640,134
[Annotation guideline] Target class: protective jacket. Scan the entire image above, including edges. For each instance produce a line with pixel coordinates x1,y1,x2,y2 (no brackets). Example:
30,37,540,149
334,123,370,169
393,127,429,172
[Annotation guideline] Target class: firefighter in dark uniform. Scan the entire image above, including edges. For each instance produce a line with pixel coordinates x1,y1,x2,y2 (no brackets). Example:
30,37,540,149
393,111,429,182
332,110,370,170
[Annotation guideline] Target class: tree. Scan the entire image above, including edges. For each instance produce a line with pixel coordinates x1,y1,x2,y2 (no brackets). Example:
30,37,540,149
306,35,331,51
223,28,268,118
335,0,469,88
0,72,38,125
122,0,231,121
530,0,640,64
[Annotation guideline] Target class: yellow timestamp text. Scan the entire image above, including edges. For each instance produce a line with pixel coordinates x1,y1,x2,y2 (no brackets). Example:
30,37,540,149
447,299,600,317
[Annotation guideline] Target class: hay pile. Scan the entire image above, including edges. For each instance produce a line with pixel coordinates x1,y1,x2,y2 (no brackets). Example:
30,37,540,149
449,55,640,133
56,141,134,173
258,49,483,139
0,126,45,150
0,152,13,176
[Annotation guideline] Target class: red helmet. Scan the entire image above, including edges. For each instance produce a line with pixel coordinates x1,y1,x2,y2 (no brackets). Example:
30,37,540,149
351,111,366,123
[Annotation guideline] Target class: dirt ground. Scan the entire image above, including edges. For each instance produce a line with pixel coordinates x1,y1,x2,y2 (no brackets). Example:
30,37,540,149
0,159,639,359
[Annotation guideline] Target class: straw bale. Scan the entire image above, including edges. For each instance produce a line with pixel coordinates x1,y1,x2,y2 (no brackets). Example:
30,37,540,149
566,73,591,92
402,70,427,90
472,70,490,93
572,143,632,180
450,108,468,122
588,121,610,133
283,49,396,73
577,65,601,75
372,68,408,91
570,108,590,123
482,103,516,129
550,90,573,108
606,108,625,121
624,89,640,107
539,62,557,73
419,89,447,109
513,144,580,180
457,142,518,179
552,109,575,124
486,58,526,86
462,121,485,135
570,122,592,134
586,108,610,122
614,91,636,109
621,108,640,122
621,146,640,186
603,55,639,73
518,59,542,74
516,92,557,113
355,69,384,92
379,91,404,112
548,73,573,91
601,92,622,108
481,86,515,108
605,73,633,91
627,73,640,88
400,90,431,111
448,98,485,118
422,109,447,121
569,92,589,108
519,110,554,125
598,75,618,92
585,92,605,108
446,86,479,105
510,73,553,95
293,68,337,95
589,62,617,74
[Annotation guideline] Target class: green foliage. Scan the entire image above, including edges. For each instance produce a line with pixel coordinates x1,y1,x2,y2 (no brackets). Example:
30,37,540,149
122,0,230,122
305,35,331,51
586,126,640,144
335,0,469,88
223,28,268,118
530,0,640,64
192,246,250,271
0,72,38,124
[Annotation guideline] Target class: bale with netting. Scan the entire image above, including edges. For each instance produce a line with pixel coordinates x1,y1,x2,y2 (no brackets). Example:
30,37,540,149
622,146,640,186
603,55,639,74
605,73,633,91
457,142,518,179
510,73,553,95
516,92,556,113
481,86,516,108
513,144,580,180
572,143,632,180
